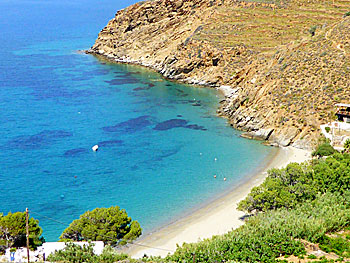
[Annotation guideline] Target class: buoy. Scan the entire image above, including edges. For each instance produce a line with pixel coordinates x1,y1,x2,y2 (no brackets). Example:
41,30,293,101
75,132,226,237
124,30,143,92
224,177,227,181
92,145,99,152
214,175,217,178
214,158,217,161
60,194,65,199
200,152,202,156
74,176,77,179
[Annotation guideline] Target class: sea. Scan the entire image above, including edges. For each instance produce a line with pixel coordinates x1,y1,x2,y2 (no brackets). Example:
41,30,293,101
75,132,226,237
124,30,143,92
0,0,277,241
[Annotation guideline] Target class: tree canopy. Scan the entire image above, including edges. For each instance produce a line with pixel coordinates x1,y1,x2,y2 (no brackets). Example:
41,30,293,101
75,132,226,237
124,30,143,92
60,206,142,245
0,211,43,249
169,191,350,263
238,153,350,213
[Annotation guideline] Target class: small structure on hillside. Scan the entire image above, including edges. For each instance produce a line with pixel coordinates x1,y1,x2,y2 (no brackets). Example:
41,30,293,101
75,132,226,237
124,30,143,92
335,103,350,123
320,103,350,150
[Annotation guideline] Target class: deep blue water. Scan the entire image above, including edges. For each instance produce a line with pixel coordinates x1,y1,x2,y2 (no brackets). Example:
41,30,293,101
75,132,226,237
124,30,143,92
0,0,277,241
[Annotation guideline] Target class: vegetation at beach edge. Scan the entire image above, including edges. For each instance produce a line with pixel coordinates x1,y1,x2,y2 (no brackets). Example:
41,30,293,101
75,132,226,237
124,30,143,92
47,242,130,263
163,152,350,262
44,151,350,263
0,206,142,261
60,206,142,246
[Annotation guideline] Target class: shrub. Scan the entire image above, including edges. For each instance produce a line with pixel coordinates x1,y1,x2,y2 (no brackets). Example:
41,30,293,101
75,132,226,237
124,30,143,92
238,153,350,213
311,153,350,194
238,162,315,213
344,11,350,17
47,242,129,263
312,142,337,157
309,26,317,36
318,235,350,257
325,126,331,133
97,245,129,262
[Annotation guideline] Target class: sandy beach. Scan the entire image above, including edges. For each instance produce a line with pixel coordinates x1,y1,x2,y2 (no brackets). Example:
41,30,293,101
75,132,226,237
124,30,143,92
124,146,312,258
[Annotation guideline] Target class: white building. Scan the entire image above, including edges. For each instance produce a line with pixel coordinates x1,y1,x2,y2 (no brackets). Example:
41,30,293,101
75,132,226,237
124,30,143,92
320,103,350,150
1,241,104,262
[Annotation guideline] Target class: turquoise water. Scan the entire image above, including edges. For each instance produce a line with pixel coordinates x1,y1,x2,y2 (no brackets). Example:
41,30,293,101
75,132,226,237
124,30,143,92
0,0,276,241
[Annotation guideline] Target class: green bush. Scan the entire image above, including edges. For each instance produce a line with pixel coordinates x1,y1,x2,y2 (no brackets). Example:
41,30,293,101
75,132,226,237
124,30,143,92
312,142,337,157
238,153,350,213
308,254,317,259
309,25,317,36
344,11,350,17
47,242,129,263
97,245,129,262
238,162,315,213
312,153,350,194
319,235,350,257
325,126,331,133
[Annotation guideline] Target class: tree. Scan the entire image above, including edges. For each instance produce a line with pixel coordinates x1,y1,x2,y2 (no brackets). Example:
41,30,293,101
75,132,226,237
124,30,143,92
60,206,142,245
238,163,315,213
312,141,337,157
238,153,350,213
0,212,43,249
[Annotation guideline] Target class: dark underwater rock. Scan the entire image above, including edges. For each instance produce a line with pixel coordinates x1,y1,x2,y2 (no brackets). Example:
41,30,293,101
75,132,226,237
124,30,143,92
102,115,152,133
64,148,88,157
7,130,73,150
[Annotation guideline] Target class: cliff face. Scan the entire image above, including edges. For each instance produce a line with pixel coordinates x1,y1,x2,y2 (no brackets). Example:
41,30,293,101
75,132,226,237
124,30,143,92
89,0,212,74
88,0,350,150
219,19,350,149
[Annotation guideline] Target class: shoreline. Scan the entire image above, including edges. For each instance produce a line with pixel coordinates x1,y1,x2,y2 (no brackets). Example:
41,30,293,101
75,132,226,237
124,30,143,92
85,52,313,259
123,146,312,258
86,52,219,88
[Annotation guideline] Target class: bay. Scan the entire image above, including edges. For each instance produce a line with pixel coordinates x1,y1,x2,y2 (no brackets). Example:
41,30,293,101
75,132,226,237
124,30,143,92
0,0,276,241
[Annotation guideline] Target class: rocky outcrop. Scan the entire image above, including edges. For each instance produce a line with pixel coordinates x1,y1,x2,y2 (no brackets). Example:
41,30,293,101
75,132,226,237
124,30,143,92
88,0,350,150
218,18,350,150
89,0,215,79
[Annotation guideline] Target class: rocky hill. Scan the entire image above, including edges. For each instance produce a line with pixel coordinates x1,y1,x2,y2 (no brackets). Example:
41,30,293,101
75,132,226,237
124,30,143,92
87,0,350,150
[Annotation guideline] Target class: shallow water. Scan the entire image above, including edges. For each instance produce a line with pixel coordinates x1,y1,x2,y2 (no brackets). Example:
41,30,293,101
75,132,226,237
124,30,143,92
0,0,277,240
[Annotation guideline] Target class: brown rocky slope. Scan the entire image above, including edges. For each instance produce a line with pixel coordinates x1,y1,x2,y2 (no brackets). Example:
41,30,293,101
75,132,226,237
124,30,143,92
87,0,350,150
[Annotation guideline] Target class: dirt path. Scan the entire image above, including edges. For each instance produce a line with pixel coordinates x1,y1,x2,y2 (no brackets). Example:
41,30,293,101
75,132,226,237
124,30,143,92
325,21,347,55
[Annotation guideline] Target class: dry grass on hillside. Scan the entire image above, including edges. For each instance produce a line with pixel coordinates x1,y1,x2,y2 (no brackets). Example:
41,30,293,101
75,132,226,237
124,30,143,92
193,0,350,51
